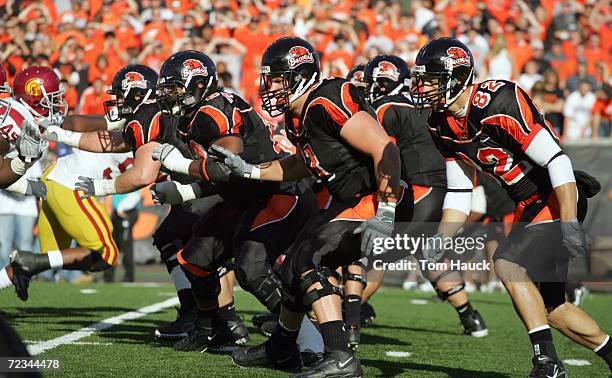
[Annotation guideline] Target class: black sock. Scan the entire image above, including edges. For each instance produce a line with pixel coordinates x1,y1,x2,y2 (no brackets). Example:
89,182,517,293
344,295,361,327
219,301,238,322
456,301,474,318
271,319,299,347
177,289,196,314
595,335,612,369
529,327,558,360
320,320,349,352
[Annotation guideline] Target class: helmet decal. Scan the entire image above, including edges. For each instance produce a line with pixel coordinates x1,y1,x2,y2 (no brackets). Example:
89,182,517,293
446,47,471,68
25,78,44,97
122,71,148,90
181,59,208,80
288,46,314,69
373,61,400,81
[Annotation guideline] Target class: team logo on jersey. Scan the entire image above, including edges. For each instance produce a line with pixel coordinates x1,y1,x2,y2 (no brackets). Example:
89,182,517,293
25,78,44,96
122,71,148,90
181,59,208,80
373,61,400,81
288,46,314,69
446,47,471,68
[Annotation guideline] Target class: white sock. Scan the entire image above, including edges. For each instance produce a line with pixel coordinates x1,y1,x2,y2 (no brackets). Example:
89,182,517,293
297,317,324,354
594,335,610,352
0,268,12,289
47,250,64,270
170,264,191,291
528,324,551,334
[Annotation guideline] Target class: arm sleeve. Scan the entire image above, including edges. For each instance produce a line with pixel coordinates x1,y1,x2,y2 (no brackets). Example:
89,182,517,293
442,159,474,215
190,105,241,147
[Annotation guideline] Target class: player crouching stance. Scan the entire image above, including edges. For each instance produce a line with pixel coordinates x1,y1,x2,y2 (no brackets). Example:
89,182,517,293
411,37,612,377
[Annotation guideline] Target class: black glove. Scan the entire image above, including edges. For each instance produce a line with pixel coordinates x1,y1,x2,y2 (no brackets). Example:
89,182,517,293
560,219,591,261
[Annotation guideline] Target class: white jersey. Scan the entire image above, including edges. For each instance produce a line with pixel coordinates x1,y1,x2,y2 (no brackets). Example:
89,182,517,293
46,149,134,190
0,97,37,158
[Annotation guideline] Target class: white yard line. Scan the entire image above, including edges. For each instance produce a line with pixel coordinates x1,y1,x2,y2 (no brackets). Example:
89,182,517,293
28,297,179,356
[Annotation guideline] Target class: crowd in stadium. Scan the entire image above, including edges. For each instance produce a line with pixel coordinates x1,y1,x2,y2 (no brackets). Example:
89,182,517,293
0,0,610,140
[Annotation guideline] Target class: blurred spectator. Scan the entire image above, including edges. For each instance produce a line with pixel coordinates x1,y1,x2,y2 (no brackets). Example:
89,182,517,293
364,24,393,55
534,70,565,136
592,84,612,139
481,35,513,81
104,192,141,283
78,78,111,115
519,60,543,93
566,61,598,94
458,28,489,75
563,81,597,141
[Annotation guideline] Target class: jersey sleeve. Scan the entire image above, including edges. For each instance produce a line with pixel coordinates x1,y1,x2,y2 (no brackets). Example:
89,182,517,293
315,81,372,133
375,103,401,144
123,110,163,150
189,104,243,148
482,83,560,153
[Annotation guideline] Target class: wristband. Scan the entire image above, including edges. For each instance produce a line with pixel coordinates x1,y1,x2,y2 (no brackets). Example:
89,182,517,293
93,179,117,195
246,165,261,180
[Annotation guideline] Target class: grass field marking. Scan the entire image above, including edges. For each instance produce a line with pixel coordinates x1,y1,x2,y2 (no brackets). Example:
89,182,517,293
28,296,180,356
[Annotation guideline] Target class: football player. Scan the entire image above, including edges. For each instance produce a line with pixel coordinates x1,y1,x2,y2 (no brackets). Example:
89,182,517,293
152,50,318,352
202,36,412,377
338,55,488,349
0,65,50,190
44,64,247,341
345,64,366,96
410,37,612,377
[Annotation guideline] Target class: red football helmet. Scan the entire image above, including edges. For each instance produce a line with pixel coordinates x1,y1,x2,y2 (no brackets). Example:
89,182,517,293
0,64,10,94
13,66,67,126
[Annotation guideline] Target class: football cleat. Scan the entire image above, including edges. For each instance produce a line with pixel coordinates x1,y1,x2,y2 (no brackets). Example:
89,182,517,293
173,316,235,352
529,355,566,378
252,312,278,329
360,302,376,328
9,250,46,301
155,307,196,339
348,325,360,352
228,315,250,344
293,350,363,378
231,338,302,371
460,310,489,338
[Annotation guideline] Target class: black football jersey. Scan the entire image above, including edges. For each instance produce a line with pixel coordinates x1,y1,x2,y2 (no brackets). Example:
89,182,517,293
183,91,289,203
284,78,378,202
372,94,446,188
428,80,561,202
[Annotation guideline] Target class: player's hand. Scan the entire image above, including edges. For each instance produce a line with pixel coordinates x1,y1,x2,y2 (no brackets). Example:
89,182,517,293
149,181,195,205
15,120,43,164
561,219,591,261
75,176,115,199
42,125,81,147
422,233,449,263
152,143,192,175
208,144,258,179
353,203,395,257
25,179,47,199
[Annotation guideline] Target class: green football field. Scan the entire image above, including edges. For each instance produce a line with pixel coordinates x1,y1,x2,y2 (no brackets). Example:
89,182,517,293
1,282,611,377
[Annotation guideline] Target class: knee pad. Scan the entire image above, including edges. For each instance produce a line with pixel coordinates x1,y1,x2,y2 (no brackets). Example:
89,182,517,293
155,239,183,263
88,251,113,272
300,267,343,308
433,282,465,301
538,282,566,312
250,268,283,313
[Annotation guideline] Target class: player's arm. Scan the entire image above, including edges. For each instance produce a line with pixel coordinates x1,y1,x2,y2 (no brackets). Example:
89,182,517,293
0,155,21,188
44,127,130,153
438,158,475,236
340,110,401,203
61,114,121,132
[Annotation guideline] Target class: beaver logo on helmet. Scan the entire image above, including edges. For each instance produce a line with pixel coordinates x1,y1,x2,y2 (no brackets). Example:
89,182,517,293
25,78,44,96
373,61,400,81
446,47,471,68
181,59,208,80
121,71,147,90
288,46,314,69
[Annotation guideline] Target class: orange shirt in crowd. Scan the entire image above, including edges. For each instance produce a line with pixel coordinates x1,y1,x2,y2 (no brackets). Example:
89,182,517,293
64,85,79,111
78,86,111,115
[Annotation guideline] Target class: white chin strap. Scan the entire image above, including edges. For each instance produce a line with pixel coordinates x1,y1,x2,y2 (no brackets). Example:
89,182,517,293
133,89,152,114
289,73,317,103
444,67,474,109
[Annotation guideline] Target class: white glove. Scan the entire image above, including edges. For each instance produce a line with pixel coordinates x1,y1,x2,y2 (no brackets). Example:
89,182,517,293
43,126,82,147
105,115,126,131
12,120,42,175
75,176,116,199
151,143,192,175
149,181,202,205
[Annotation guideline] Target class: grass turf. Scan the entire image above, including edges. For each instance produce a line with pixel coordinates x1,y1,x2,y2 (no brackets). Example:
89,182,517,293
1,282,610,377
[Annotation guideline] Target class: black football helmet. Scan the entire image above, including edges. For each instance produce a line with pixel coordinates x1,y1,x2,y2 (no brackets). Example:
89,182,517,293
157,50,217,115
104,65,158,121
363,55,410,103
410,37,474,111
259,37,320,117
346,64,366,95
